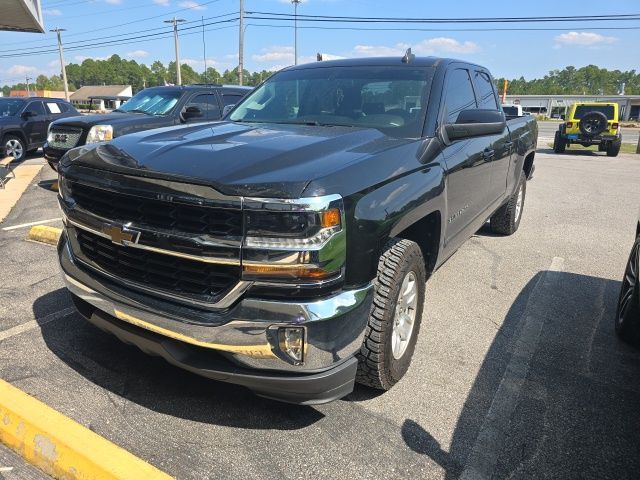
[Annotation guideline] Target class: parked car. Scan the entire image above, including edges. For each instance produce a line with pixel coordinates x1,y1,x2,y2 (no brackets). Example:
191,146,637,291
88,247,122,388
44,84,252,170
0,97,79,161
502,104,524,117
56,55,537,404
616,211,640,343
553,102,622,156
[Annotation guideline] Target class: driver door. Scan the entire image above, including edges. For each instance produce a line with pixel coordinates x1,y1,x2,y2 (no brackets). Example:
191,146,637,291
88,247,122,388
23,100,48,146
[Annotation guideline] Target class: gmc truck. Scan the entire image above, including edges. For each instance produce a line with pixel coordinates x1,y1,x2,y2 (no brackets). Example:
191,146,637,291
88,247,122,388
56,56,537,404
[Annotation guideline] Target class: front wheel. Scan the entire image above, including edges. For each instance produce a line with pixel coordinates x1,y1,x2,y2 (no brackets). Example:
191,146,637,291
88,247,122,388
553,131,566,153
3,134,25,161
616,236,640,344
356,238,426,390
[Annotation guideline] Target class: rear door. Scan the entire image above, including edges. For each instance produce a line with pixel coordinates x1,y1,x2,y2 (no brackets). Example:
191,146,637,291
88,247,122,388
472,69,512,204
441,67,494,244
23,100,48,146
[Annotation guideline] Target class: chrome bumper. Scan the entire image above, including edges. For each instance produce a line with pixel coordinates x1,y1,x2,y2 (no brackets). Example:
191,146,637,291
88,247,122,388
59,232,373,372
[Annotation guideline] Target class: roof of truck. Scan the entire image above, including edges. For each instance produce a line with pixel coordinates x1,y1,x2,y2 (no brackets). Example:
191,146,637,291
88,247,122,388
282,56,475,71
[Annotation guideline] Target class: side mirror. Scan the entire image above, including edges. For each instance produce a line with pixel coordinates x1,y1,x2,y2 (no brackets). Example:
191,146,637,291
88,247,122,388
444,109,506,141
181,106,203,122
222,104,236,117
22,110,36,119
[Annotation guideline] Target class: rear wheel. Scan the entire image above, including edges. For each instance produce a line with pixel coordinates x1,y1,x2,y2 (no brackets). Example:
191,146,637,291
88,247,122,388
553,131,566,153
356,238,426,390
490,171,526,236
607,139,621,157
616,236,640,344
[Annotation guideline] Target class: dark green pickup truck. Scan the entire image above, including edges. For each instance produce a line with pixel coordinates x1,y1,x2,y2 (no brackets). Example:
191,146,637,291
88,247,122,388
56,55,537,403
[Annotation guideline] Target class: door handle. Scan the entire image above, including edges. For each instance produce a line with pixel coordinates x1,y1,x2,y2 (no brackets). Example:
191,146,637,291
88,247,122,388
482,148,495,161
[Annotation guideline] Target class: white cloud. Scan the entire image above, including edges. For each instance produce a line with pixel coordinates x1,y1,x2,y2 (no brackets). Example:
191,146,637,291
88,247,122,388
178,0,205,10
47,60,61,68
74,55,110,62
181,58,219,69
153,0,170,5
104,0,122,4
353,37,480,57
252,46,294,63
43,8,62,16
554,31,617,48
127,50,149,58
7,65,37,75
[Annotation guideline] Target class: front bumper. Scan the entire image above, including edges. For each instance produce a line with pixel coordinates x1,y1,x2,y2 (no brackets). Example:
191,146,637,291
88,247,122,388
59,232,373,403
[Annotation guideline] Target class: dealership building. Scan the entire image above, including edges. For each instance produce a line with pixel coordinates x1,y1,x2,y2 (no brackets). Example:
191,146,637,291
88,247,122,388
505,94,640,120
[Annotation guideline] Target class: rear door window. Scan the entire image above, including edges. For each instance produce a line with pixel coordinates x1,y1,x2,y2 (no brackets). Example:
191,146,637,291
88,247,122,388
474,71,499,110
574,105,615,120
45,102,62,115
443,68,477,124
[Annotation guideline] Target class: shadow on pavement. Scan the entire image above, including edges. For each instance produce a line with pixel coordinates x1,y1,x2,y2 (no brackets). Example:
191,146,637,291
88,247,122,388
33,288,324,430
400,271,640,479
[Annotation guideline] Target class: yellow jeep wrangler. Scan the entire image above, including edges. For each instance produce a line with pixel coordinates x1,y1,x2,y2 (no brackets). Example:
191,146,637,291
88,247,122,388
553,102,622,157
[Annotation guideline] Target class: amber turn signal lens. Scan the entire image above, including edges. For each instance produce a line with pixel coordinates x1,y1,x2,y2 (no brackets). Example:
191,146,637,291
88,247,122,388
320,208,341,228
243,264,335,280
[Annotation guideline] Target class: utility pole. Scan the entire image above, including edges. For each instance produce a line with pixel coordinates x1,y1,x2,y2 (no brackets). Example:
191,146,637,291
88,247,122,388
164,17,186,85
238,0,244,85
25,76,31,95
292,0,301,65
50,28,70,101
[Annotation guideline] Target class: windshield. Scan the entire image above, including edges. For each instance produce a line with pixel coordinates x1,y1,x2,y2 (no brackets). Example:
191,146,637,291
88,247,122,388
574,105,615,120
0,99,25,117
115,88,181,115
229,66,435,138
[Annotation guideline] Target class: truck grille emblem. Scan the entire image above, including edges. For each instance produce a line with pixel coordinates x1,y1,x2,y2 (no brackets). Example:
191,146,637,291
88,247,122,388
102,224,141,246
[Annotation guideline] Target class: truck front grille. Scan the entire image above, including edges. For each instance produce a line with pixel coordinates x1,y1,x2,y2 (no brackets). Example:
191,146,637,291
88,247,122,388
69,182,242,237
49,127,82,149
75,229,240,299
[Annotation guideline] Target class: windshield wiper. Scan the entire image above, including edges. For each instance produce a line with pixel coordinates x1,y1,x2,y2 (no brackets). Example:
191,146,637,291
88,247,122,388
125,109,153,115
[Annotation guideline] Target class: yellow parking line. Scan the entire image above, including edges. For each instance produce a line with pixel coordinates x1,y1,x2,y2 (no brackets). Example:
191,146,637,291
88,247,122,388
26,225,62,246
0,379,174,480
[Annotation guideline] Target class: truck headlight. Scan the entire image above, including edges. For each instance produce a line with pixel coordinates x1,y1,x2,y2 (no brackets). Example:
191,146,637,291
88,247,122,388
86,125,113,144
242,195,346,283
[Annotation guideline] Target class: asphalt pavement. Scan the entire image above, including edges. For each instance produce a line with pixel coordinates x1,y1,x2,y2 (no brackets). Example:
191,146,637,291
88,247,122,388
1,149,640,479
537,120,640,144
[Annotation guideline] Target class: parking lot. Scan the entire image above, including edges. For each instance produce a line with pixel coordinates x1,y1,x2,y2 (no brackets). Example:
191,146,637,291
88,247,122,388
1,146,640,479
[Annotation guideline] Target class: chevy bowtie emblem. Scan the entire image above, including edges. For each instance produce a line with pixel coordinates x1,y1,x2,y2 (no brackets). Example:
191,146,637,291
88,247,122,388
102,224,141,246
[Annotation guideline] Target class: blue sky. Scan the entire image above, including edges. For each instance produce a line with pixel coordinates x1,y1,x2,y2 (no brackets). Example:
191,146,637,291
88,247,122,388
1,0,639,85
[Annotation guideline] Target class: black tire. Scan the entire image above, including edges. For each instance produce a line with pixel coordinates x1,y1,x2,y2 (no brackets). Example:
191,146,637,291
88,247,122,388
3,134,25,161
553,131,566,153
578,111,608,136
615,236,640,344
356,238,426,390
598,143,607,152
490,171,526,235
607,139,621,157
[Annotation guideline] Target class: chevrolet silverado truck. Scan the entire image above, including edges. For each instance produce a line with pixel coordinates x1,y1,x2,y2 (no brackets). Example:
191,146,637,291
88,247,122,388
44,84,252,171
57,56,537,404
553,102,622,156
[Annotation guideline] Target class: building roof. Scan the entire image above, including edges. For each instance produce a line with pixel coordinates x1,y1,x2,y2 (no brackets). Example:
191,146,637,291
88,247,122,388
70,85,132,102
0,0,44,33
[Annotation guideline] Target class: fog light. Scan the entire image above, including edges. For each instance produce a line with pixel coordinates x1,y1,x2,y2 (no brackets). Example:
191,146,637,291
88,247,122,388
279,327,305,364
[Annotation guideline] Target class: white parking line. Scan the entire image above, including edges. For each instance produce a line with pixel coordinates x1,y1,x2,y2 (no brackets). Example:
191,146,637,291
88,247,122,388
1,218,62,231
459,257,565,480
0,307,76,342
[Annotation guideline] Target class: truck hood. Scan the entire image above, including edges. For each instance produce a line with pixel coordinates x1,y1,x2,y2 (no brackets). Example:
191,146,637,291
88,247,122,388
52,112,162,129
64,121,410,198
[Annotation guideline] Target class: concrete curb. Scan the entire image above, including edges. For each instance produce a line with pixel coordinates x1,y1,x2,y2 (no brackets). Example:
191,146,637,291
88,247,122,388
26,226,62,246
0,379,174,480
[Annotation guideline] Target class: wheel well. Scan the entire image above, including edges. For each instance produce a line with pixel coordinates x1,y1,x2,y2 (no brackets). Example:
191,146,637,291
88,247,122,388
395,211,441,274
523,152,535,179
2,130,27,146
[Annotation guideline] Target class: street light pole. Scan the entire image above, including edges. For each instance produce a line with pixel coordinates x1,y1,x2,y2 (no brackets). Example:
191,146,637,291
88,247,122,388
50,28,70,101
292,0,301,65
239,0,244,85
164,17,186,85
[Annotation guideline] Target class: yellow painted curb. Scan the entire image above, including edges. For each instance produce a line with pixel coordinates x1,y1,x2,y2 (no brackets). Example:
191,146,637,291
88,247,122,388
27,225,62,246
0,379,174,480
